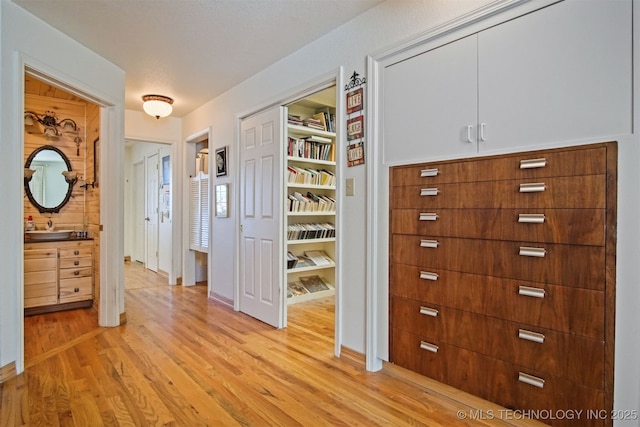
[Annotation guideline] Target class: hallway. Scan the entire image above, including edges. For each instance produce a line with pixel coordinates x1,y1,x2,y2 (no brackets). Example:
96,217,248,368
3,263,542,426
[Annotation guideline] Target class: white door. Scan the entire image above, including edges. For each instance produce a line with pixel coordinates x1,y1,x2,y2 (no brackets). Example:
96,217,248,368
133,161,145,263
145,153,159,272
239,106,285,328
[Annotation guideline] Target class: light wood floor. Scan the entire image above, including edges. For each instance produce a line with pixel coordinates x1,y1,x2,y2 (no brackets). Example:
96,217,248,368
1,262,544,426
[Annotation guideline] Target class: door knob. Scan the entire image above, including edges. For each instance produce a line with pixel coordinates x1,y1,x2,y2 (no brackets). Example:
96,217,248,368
145,217,150,221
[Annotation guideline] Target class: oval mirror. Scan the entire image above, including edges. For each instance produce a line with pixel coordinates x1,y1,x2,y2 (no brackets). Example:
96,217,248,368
24,145,74,213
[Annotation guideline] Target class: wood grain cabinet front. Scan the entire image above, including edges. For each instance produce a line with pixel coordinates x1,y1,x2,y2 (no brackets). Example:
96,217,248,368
389,142,616,426
24,240,94,314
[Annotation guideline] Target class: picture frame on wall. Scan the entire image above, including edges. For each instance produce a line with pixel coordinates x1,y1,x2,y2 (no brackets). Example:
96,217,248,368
347,116,364,140
215,146,228,177
215,183,229,217
346,88,363,114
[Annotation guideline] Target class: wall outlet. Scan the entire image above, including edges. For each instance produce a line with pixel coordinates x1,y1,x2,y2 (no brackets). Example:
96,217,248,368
346,177,355,196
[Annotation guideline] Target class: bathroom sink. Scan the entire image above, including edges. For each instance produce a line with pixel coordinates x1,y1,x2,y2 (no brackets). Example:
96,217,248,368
25,230,74,241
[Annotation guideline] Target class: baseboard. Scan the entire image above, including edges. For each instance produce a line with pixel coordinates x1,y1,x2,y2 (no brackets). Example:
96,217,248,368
157,269,169,278
119,311,127,325
209,291,233,308
0,362,17,384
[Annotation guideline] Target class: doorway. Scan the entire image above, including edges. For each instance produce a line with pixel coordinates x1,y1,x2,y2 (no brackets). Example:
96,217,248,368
237,79,341,352
124,140,173,278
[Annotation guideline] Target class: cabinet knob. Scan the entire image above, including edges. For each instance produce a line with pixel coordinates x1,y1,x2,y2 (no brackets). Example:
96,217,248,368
74,271,80,276
74,288,79,293
74,250,80,255
74,261,80,266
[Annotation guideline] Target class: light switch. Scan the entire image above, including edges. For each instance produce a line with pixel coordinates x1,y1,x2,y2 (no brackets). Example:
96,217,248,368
345,177,355,196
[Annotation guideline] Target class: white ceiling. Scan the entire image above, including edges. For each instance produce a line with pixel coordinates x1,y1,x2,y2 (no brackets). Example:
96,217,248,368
12,0,384,117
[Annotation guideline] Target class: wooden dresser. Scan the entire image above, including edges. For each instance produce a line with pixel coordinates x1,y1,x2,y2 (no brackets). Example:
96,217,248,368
24,239,94,315
389,143,616,427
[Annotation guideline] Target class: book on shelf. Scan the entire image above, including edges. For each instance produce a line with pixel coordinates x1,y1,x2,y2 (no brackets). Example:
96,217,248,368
292,255,315,269
311,112,328,131
287,251,299,269
288,137,334,162
299,275,330,293
287,281,308,297
287,166,335,186
287,223,335,240
287,191,335,213
304,250,333,266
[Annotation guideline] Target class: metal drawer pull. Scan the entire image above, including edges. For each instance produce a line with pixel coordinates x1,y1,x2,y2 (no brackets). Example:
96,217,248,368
419,306,439,317
420,168,439,177
520,158,547,169
74,261,80,266
518,329,545,344
519,183,546,193
420,239,439,248
74,287,80,293
518,286,546,299
518,214,545,224
73,271,80,276
74,250,80,255
419,213,438,221
420,271,439,281
420,188,439,196
518,372,545,388
519,246,546,258
420,341,439,353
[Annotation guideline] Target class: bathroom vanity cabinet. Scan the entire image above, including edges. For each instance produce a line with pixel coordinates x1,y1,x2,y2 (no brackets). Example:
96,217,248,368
24,239,94,315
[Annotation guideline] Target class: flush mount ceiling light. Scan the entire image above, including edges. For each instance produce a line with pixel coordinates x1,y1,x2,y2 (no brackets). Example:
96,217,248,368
142,94,174,119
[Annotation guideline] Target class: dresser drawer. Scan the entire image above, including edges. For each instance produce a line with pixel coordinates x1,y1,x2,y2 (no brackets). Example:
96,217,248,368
392,235,605,290
390,159,476,186
390,264,605,340
391,175,606,210
392,297,603,388
59,277,92,303
391,208,605,245
24,270,57,286
392,329,606,427
24,282,57,299
476,146,607,181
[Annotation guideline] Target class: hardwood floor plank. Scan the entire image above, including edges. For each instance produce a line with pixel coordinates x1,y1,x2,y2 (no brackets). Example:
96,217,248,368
5,262,549,426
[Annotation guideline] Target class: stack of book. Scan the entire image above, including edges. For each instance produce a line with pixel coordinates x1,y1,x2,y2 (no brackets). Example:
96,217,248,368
287,223,335,240
287,192,336,213
287,275,331,297
287,166,336,186
288,137,334,162
287,114,303,126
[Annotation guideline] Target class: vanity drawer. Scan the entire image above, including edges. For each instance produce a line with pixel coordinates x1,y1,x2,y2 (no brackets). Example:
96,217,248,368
391,208,605,246
25,270,57,286
24,248,57,260
59,266,92,280
24,257,58,273
391,175,605,210
392,235,605,290
475,145,607,181
390,264,605,339
59,256,92,269
390,159,476,186
59,247,92,258
59,277,93,303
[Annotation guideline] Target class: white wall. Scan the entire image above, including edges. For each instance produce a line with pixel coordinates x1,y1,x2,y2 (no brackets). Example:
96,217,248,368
182,0,494,351
0,0,125,372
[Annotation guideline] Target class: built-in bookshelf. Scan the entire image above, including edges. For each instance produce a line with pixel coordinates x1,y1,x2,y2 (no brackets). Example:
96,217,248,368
286,93,336,305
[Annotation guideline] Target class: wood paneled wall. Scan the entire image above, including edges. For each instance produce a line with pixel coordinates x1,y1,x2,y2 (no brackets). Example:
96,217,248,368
24,76,102,307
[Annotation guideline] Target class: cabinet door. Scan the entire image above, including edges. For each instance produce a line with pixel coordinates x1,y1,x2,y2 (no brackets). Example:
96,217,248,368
478,0,632,152
383,35,478,164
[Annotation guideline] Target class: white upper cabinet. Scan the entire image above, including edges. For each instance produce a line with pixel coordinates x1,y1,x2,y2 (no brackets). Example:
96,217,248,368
383,35,478,164
382,0,632,164
478,0,632,152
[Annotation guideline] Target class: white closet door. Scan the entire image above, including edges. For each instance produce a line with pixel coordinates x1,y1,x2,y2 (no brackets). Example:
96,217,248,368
239,106,285,328
478,0,632,152
383,34,478,164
